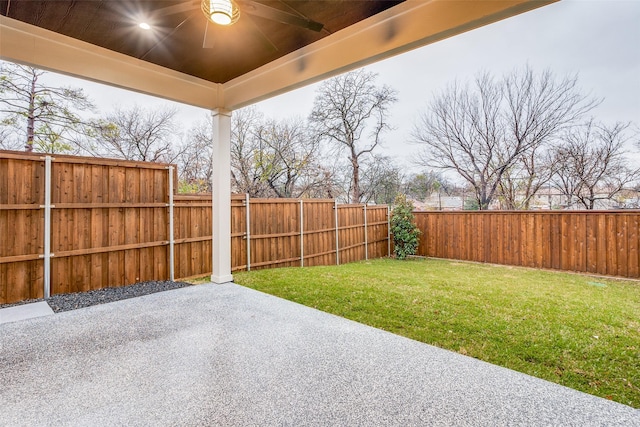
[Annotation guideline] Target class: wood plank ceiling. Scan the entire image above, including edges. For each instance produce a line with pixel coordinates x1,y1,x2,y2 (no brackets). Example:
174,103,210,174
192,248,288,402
0,0,403,84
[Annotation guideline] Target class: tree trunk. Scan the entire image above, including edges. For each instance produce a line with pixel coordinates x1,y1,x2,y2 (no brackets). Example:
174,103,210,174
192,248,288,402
352,161,360,202
479,187,489,210
350,145,360,203
25,72,37,152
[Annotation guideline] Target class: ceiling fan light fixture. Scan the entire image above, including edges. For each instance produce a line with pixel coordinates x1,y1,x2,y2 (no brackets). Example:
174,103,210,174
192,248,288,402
202,0,240,26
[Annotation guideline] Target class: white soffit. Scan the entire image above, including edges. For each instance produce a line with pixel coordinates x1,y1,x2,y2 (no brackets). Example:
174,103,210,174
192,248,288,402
0,15,222,108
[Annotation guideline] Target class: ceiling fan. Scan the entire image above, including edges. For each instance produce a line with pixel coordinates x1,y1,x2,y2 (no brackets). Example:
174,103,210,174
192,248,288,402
148,0,324,49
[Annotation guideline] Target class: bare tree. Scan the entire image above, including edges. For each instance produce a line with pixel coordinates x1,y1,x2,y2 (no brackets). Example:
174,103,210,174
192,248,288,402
176,117,214,193
253,117,322,198
230,107,270,196
551,121,640,209
230,107,334,198
404,171,455,202
413,66,597,209
0,117,20,150
497,147,557,209
301,164,344,199
358,155,404,204
83,105,181,162
0,61,94,152
309,69,398,202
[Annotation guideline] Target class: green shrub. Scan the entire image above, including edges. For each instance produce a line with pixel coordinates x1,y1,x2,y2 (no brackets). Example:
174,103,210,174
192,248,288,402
464,197,480,210
390,194,421,260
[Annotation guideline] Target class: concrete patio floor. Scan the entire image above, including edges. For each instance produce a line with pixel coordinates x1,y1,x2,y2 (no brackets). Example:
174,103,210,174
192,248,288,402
0,301,54,324
1,283,638,426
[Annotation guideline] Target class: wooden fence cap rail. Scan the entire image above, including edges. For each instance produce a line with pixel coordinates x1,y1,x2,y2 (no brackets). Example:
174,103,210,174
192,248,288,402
413,209,640,215
0,149,172,170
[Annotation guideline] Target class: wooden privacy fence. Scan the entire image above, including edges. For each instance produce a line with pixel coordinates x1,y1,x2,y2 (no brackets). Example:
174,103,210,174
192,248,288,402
179,195,390,276
0,151,390,304
0,151,173,304
414,211,640,279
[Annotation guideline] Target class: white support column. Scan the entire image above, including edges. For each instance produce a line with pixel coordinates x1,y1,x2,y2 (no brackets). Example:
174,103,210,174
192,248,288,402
211,108,233,283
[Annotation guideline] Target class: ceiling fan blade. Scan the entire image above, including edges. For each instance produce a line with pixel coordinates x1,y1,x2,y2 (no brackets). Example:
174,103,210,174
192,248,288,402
203,20,216,48
239,0,323,32
244,15,278,53
152,1,199,18
140,14,194,59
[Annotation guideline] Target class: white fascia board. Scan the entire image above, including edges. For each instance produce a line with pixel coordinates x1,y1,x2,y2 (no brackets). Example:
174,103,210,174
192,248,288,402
0,15,222,109
222,0,557,110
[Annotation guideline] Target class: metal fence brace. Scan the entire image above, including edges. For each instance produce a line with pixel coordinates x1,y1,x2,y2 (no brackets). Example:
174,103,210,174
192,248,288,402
245,193,251,271
41,156,53,299
168,166,175,281
300,199,304,267
334,199,340,265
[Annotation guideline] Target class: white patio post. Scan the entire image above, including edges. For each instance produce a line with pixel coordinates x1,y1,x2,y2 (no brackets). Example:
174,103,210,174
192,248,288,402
211,108,233,283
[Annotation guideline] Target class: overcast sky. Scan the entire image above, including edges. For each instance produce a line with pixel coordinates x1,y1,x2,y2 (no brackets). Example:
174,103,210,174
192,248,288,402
40,0,640,170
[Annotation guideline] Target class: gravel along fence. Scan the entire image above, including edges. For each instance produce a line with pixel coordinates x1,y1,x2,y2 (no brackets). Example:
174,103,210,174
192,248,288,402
0,281,191,313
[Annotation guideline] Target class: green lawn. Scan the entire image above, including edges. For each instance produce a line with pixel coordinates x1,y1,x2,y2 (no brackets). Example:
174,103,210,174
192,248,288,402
232,258,640,408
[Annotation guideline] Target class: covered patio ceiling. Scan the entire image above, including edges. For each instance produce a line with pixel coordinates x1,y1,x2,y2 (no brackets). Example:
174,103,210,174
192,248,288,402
1,0,557,283
0,0,556,110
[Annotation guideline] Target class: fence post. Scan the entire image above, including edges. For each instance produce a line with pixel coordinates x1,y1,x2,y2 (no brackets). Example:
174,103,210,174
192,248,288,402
364,204,368,260
300,199,304,267
41,156,53,299
245,193,251,271
387,205,391,257
168,166,175,281
335,199,340,265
